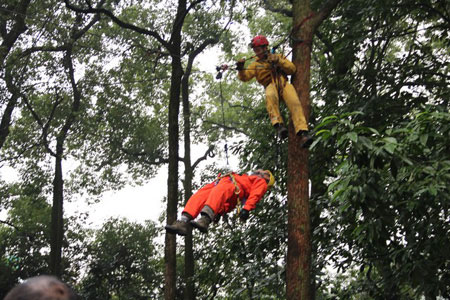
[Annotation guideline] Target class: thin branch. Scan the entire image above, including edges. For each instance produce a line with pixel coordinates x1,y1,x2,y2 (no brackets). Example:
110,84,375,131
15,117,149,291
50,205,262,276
0,219,20,231
312,0,344,32
119,144,169,165
20,45,67,57
71,11,101,40
192,145,215,170
20,92,59,157
63,0,170,49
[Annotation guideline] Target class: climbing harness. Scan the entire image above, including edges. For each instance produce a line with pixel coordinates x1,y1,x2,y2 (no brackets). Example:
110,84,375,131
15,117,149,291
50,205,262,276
214,172,243,215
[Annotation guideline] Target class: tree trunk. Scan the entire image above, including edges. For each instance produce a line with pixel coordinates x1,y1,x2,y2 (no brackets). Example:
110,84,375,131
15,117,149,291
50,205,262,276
50,149,64,277
0,93,19,149
164,2,185,298
287,1,313,299
164,57,182,300
180,35,219,298
182,67,195,300
49,46,82,278
286,135,311,300
288,1,343,298
183,172,195,300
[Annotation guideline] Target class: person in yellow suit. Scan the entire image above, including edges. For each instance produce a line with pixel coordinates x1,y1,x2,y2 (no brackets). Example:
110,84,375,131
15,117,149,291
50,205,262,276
236,35,312,148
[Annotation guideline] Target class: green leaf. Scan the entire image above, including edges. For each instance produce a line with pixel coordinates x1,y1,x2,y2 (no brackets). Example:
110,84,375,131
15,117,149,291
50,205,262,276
315,129,331,139
347,132,358,143
419,134,428,146
383,137,397,144
383,137,398,154
368,127,380,136
332,188,346,201
428,185,437,196
384,143,396,154
359,136,373,149
400,156,413,165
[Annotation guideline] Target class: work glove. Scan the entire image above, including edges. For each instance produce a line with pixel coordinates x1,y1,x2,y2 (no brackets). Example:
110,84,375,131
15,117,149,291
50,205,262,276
239,209,249,222
268,54,279,64
236,59,245,71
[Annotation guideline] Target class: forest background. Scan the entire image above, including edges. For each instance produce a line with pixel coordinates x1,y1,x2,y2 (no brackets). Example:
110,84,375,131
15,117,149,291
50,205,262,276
0,0,448,299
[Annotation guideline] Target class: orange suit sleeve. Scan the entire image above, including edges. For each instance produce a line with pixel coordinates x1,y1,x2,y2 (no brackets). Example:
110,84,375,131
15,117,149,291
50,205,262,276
243,177,268,211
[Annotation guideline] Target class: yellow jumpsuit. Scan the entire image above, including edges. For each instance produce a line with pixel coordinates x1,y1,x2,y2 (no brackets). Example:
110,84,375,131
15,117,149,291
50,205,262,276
237,54,308,134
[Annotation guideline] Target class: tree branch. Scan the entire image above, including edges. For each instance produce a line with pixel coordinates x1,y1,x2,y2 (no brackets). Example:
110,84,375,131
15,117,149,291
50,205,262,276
0,219,20,231
192,145,215,170
63,0,170,49
71,11,101,41
0,0,31,64
312,0,344,32
118,144,169,165
20,91,59,157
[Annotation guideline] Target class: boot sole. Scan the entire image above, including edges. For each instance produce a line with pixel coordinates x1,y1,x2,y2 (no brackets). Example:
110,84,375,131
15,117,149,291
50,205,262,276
190,221,208,233
165,225,187,236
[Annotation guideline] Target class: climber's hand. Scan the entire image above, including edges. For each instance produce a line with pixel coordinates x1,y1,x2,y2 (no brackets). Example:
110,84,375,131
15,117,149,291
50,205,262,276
239,209,249,222
236,59,245,71
268,54,279,64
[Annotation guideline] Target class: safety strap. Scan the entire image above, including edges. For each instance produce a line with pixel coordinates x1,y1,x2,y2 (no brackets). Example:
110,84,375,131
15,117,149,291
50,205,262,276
269,55,287,101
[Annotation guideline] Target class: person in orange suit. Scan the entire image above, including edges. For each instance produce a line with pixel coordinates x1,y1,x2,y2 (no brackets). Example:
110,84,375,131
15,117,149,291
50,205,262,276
165,169,275,235
236,35,312,148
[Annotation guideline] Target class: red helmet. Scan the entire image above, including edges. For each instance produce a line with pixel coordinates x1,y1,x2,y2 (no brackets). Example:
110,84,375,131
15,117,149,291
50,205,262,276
250,35,269,48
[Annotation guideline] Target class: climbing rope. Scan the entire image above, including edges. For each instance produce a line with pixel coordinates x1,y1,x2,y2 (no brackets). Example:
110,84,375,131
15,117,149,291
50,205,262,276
218,77,230,166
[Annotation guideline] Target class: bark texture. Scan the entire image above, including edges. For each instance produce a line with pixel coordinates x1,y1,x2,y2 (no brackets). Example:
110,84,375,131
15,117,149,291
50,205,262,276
288,0,342,298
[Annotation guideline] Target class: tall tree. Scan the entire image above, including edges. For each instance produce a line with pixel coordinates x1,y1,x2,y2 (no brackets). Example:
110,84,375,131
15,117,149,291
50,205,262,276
180,3,237,297
1,1,102,276
288,0,342,298
0,173,89,297
20,12,100,276
2,0,166,278
63,1,235,298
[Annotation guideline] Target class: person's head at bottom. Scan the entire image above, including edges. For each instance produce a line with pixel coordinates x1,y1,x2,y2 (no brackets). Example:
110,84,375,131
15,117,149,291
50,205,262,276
4,275,77,300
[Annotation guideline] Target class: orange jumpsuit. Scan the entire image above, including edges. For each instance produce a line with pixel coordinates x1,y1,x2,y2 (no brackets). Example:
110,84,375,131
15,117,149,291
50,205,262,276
237,53,308,134
183,174,268,218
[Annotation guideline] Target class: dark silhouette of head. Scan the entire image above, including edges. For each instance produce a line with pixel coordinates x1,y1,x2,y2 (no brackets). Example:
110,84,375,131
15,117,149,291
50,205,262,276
4,275,77,300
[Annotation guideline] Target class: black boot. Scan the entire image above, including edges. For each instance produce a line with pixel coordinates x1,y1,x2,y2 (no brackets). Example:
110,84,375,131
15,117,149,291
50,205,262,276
297,130,313,148
165,213,192,236
275,124,288,139
190,214,212,233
